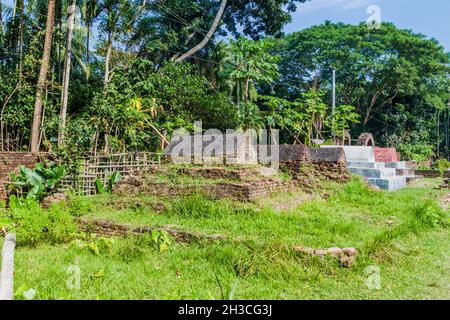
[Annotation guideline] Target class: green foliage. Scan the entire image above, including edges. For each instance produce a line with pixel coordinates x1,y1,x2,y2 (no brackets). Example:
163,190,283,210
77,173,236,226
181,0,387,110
2,196,76,246
331,104,360,143
95,178,107,194
72,234,116,256
435,159,450,177
95,172,122,194
167,194,237,218
150,230,173,253
9,163,66,200
410,199,448,228
275,22,450,149
397,143,435,161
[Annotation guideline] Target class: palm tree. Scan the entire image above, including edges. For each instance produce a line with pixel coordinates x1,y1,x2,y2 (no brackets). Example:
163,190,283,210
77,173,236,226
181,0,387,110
82,0,100,79
30,0,56,153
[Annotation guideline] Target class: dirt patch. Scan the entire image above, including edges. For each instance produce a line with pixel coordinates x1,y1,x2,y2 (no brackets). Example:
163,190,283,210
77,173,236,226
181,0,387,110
441,193,450,210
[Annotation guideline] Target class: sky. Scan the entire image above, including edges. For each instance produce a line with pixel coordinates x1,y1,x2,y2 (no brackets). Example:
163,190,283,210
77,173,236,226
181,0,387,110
285,0,450,51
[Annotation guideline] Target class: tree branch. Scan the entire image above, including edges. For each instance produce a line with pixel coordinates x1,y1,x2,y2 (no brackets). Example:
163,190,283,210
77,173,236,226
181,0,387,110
174,0,227,63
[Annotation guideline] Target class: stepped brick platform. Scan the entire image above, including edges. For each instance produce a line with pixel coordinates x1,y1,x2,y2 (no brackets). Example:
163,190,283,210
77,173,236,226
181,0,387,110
114,167,302,201
322,146,415,191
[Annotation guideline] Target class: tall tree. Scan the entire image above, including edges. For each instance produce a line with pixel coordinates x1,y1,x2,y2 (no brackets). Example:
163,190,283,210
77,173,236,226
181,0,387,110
83,0,100,79
139,0,308,64
58,0,76,147
274,22,450,150
174,0,227,63
30,0,56,153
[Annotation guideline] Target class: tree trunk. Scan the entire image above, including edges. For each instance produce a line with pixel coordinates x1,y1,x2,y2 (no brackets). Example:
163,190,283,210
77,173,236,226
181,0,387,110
0,1,3,28
174,0,227,63
86,22,91,79
30,0,56,153
58,0,76,148
0,233,16,300
104,32,113,86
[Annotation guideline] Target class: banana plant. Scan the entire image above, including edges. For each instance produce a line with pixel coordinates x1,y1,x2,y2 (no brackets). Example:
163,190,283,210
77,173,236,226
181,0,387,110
95,171,122,194
10,163,66,200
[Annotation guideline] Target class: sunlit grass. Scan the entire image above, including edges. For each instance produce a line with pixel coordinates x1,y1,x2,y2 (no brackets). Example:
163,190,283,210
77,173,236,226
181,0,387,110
8,177,450,299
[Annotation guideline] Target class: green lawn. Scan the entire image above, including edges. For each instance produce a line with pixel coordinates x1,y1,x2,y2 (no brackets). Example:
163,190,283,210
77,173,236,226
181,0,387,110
5,177,450,300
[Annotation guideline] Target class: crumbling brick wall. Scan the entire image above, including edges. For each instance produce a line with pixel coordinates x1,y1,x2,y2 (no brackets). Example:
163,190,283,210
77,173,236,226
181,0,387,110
113,174,300,202
279,146,349,183
279,145,311,173
415,170,450,178
301,148,349,182
0,152,39,200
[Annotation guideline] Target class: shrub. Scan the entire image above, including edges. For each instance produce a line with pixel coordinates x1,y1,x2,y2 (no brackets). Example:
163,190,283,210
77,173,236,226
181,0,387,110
435,159,450,177
397,143,434,161
3,196,76,246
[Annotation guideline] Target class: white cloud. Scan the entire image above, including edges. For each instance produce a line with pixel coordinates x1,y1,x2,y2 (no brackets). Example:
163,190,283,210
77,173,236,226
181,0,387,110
298,0,373,12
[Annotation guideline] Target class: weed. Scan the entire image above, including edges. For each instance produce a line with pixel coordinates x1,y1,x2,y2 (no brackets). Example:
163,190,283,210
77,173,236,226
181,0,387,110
72,233,115,255
2,197,76,246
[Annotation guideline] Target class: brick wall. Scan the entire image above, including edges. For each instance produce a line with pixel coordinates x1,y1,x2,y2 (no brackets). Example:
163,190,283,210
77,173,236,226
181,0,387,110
113,174,300,202
0,152,38,200
176,167,259,181
414,170,450,178
0,152,38,180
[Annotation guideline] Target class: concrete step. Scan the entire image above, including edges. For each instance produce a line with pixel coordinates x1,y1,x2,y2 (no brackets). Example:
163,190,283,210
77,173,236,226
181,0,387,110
383,161,408,169
348,167,397,178
368,176,407,191
347,161,386,169
321,146,375,162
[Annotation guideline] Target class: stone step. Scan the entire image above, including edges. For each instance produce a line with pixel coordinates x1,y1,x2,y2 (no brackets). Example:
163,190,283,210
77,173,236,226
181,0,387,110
348,167,397,178
367,176,407,191
347,161,386,169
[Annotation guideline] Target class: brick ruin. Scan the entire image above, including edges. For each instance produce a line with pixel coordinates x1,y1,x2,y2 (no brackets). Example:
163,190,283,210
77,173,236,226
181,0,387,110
280,145,349,182
113,166,302,201
0,152,38,200
114,145,350,201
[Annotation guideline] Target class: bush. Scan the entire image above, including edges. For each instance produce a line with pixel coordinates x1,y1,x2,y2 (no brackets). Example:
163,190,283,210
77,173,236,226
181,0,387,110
397,143,434,161
2,196,76,246
435,159,450,177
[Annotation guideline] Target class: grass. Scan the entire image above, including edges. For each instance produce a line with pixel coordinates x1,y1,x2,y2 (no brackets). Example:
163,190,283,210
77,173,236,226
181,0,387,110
5,176,450,299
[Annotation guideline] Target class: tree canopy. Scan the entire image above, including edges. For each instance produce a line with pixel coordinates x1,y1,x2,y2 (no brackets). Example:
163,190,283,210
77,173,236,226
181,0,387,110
273,22,450,157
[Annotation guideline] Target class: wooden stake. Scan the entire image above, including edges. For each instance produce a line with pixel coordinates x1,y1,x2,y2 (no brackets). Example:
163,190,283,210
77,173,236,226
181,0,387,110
0,233,16,300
